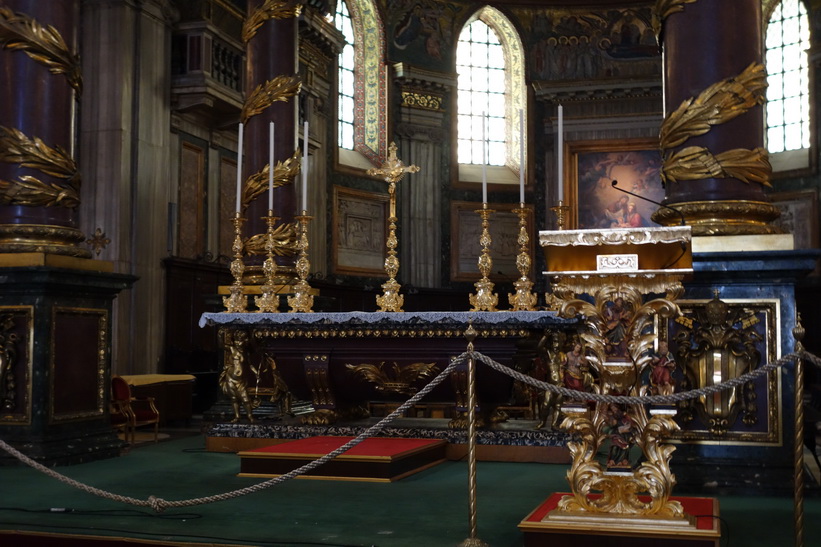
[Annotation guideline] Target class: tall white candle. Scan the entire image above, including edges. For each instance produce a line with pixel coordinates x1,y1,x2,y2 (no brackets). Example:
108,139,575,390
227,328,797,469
235,122,244,213
481,112,487,204
519,108,525,204
557,104,564,202
302,121,308,212
268,121,274,211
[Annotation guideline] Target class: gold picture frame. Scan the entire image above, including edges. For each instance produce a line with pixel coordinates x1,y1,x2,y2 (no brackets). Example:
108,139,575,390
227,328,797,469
450,201,534,282
564,138,663,230
332,186,389,277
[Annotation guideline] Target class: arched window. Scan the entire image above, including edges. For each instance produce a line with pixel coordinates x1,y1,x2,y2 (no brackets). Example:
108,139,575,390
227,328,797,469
765,0,811,171
333,0,387,168
456,7,526,185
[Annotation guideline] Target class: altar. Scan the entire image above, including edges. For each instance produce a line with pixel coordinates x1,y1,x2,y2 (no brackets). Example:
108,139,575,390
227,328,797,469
199,310,578,455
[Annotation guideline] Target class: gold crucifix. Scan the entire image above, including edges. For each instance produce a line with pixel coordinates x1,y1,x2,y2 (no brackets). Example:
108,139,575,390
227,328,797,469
366,142,420,312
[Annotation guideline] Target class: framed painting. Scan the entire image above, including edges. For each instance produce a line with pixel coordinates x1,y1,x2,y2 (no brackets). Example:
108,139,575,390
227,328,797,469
450,201,534,282
564,138,663,230
332,186,389,276
770,190,819,249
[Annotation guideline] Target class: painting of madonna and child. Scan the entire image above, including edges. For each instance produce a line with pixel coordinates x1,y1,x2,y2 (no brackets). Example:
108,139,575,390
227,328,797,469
568,139,663,230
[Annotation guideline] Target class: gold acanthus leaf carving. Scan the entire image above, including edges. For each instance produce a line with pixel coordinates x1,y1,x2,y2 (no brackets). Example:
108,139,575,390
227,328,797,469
240,75,302,124
652,0,697,40
242,0,302,44
660,63,766,150
662,145,772,186
0,6,82,95
244,222,297,256
241,148,301,210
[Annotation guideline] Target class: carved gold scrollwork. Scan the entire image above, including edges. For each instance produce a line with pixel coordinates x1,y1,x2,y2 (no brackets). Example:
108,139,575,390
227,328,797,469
0,6,82,95
0,126,80,207
346,361,439,397
242,0,302,44
240,75,302,124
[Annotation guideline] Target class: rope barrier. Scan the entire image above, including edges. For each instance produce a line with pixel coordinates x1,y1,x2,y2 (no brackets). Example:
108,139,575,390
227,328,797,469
0,349,818,512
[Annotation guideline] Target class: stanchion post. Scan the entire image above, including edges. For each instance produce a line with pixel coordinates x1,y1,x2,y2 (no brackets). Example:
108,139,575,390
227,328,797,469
459,323,489,547
793,313,805,547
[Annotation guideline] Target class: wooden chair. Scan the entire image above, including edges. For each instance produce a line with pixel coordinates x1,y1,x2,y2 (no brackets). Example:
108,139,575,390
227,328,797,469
110,376,160,444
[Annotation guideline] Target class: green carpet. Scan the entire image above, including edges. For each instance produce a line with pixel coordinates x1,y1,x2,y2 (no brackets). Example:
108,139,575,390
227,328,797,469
0,435,818,546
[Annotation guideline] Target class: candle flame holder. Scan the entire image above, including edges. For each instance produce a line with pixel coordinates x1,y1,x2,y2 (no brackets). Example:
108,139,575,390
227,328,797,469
550,200,571,230
469,203,498,312
507,205,537,311
254,211,280,313
287,212,314,313
223,212,248,313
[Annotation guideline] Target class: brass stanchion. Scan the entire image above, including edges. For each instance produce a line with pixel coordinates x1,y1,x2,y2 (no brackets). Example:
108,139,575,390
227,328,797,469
459,323,488,547
793,313,805,547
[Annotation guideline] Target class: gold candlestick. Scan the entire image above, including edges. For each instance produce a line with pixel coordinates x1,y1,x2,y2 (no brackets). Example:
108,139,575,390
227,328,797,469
469,203,498,312
287,212,314,313
254,211,280,313
508,205,537,311
550,199,571,230
223,212,248,313
366,142,420,312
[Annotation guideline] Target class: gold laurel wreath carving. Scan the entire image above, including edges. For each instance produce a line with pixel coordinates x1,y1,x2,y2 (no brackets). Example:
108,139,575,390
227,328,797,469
0,126,80,207
0,6,82,95
242,0,302,44
241,148,301,210
245,222,297,256
652,0,697,39
240,75,302,124
663,146,772,186
660,63,767,150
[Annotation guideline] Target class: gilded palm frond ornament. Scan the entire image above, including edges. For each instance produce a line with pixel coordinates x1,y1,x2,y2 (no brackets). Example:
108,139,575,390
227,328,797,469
660,63,771,187
652,0,697,40
241,0,302,44
0,5,82,95
660,63,766,150
663,146,771,186
244,222,297,256
241,148,301,210
0,126,80,207
240,75,302,124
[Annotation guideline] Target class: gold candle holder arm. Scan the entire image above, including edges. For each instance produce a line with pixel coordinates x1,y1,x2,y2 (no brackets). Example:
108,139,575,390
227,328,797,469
223,212,248,313
469,204,498,312
508,204,537,311
287,212,314,313
254,211,280,313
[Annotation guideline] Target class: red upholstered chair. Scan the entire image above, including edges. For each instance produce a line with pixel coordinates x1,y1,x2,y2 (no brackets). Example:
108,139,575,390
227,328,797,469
110,376,160,444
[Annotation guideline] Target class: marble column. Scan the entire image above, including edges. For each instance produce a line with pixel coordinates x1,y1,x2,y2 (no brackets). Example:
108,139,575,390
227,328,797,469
244,0,299,276
393,64,455,289
655,0,780,234
0,0,88,256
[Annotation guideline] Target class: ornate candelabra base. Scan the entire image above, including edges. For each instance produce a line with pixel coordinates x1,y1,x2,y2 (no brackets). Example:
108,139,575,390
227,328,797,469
508,205,537,311
223,212,248,313
287,212,314,313
469,205,498,312
255,212,280,313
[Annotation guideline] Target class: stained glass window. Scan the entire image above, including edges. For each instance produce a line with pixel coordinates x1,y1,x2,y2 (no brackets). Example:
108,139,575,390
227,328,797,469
334,1,355,150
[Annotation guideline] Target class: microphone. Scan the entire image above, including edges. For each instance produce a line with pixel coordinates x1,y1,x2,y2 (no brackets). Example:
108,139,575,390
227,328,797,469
611,180,685,226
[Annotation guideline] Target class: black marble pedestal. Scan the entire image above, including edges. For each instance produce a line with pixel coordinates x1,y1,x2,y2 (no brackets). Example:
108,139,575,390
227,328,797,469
0,255,136,465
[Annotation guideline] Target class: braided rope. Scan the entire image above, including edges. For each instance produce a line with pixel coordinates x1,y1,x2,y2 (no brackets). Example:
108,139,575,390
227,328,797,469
0,349,818,512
